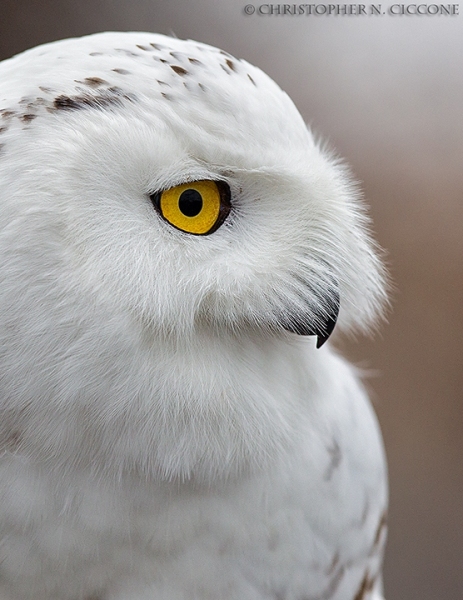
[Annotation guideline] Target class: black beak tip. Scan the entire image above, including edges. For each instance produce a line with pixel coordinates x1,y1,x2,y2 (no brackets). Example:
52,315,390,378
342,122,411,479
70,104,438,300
280,289,340,349
315,312,338,348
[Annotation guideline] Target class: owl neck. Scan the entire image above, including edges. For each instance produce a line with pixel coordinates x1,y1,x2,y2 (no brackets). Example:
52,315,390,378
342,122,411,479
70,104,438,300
93,330,327,483
6,325,328,484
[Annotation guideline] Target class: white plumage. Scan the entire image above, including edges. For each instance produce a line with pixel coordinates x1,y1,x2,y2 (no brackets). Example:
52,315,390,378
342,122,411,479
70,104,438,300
0,32,388,600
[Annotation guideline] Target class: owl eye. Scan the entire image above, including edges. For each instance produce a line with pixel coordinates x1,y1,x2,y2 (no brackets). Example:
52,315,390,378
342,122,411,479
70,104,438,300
150,180,231,235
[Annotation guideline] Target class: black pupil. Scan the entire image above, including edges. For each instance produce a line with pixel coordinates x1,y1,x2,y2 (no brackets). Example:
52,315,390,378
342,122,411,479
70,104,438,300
178,189,203,217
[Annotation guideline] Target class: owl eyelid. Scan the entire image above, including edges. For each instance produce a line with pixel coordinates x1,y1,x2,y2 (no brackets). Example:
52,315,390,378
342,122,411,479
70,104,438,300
149,188,165,214
149,178,230,196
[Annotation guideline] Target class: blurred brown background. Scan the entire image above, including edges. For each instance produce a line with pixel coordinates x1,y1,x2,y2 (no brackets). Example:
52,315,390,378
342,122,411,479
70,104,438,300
1,1,462,598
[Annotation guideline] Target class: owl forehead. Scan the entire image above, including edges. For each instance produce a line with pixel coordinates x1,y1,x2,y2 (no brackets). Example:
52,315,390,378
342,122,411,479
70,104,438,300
0,32,309,159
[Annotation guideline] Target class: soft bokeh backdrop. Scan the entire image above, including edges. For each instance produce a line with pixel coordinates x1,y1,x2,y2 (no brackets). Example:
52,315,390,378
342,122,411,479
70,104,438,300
1,2,462,598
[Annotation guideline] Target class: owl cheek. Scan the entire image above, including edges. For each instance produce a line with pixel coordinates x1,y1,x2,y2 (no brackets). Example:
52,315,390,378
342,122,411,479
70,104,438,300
279,286,340,348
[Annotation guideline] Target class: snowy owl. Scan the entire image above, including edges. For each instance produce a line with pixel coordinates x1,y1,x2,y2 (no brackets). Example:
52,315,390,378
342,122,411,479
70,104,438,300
0,32,388,600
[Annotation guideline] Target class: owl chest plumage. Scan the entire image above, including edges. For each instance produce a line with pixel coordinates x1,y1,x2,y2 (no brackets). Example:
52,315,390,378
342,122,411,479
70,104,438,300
0,336,386,600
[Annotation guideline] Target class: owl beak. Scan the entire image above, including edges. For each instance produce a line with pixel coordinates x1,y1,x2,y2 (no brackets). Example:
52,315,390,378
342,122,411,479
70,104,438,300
280,287,340,348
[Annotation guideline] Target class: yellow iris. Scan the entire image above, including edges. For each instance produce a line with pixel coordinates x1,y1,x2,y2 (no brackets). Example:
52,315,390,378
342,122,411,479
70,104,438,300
153,180,230,235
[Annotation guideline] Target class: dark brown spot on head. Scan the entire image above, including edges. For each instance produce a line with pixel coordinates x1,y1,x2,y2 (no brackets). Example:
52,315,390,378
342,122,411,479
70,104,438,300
157,80,170,87
188,57,202,65
161,92,173,101
1,110,15,119
170,65,188,76
248,74,256,86
150,43,165,51
225,59,236,71
219,49,233,58
19,96,34,106
89,52,103,57
76,77,108,88
0,126,7,134
53,88,136,112
136,44,152,51
54,96,83,110
39,86,54,94
112,68,131,75
198,83,206,92
21,114,37,123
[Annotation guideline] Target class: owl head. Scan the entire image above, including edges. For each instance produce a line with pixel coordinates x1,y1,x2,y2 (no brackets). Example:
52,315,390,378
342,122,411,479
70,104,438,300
0,32,387,350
